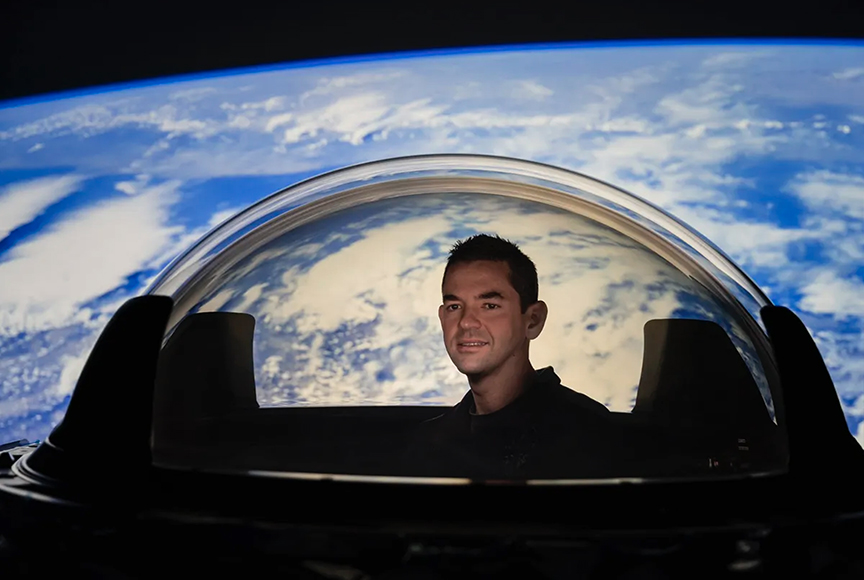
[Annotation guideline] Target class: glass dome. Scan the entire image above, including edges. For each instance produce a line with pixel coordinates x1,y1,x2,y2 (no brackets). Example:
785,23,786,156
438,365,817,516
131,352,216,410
146,155,785,482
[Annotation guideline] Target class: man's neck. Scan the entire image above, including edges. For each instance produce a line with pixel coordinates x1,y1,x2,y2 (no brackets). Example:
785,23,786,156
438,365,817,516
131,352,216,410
467,358,535,415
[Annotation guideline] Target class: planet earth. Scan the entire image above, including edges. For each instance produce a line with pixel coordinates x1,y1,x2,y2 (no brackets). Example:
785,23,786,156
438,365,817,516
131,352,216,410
0,41,862,448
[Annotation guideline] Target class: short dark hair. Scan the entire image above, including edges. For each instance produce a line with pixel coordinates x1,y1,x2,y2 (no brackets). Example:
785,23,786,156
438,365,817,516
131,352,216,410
443,234,538,313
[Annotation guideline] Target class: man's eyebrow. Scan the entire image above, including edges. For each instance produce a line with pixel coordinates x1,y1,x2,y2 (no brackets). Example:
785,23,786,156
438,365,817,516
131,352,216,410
478,291,505,300
442,291,506,302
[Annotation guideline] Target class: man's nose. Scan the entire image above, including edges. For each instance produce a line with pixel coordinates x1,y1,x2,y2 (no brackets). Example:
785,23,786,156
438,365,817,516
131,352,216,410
459,310,481,329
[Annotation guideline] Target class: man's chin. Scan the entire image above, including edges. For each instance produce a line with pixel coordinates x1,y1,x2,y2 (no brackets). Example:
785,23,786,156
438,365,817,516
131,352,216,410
454,361,490,377
448,351,495,377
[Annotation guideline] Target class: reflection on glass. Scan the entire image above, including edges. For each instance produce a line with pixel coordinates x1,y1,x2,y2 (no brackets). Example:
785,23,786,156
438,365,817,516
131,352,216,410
148,155,785,482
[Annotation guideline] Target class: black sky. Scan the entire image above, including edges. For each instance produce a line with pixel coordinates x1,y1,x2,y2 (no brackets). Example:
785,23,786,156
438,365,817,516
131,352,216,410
3,1,863,103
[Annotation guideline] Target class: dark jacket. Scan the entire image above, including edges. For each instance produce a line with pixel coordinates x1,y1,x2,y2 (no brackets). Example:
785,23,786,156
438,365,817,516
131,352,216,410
406,367,624,480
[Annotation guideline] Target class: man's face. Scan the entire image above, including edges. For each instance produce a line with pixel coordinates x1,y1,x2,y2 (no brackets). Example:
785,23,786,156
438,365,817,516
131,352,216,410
438,260,544,378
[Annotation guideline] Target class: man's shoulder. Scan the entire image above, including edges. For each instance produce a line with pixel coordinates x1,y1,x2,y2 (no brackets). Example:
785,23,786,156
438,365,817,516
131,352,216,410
534,367,610,417
413,394,471,440
549,382,610,416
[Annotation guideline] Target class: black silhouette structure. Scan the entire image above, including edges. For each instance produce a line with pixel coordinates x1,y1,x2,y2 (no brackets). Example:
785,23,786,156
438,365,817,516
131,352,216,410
1,290,863,577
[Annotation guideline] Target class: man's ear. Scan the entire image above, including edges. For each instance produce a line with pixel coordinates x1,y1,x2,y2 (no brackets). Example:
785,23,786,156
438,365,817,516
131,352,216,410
525,300,548,340
438,304,445,326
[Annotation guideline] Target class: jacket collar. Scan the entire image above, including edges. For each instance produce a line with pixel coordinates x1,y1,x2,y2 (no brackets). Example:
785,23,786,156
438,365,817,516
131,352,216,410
457,366,560,417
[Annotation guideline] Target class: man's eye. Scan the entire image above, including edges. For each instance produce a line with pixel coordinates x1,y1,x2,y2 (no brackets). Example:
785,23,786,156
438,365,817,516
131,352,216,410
483,303,500,309
446,304,460,311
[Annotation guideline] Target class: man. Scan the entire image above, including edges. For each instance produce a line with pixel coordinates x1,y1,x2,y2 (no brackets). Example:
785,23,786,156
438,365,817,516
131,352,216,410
410,234,621,480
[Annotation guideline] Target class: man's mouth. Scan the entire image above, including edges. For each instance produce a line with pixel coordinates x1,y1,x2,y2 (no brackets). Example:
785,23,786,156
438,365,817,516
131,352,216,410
457,341,488,350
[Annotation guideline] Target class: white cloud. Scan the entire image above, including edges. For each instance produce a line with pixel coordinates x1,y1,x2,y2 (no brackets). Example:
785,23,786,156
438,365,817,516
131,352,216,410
207,207,242,229
223,96,288,113
439,109,581,130
264,112,294,133
655,74,749,126
211,73,410,139
672,206,818,271
298,71,406,103
130,145,323,179
0,103,220,142
0,104,114,140
512,80,554,100
27,143,44,153
589,67,662,97
139,204,246,293
250,68,656,160
115,182,137,195
788,170,864,220
0,175,82,242
833,67,864,81
812,330,864,404
0,391,43,426
465,70,785,213
595,117,649,133
55,350,90,398
281,93,400,145
824,232,864,264
702,51,770,68
798,271,864,319
169,87,217,102
0,180,184,335
850,394,864,416
228,115,252,129
114,173,150,195
453,81,483,100
243,96,286,112
143,139,171,158
278,93,452,147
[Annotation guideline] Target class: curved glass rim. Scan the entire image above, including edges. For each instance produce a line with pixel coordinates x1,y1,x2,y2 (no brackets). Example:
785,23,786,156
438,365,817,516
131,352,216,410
146,154,771,318
144,154,785,483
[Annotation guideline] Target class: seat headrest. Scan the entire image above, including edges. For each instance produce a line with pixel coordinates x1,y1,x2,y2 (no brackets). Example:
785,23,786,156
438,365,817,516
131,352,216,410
633,318,773,436
152,312,259,448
